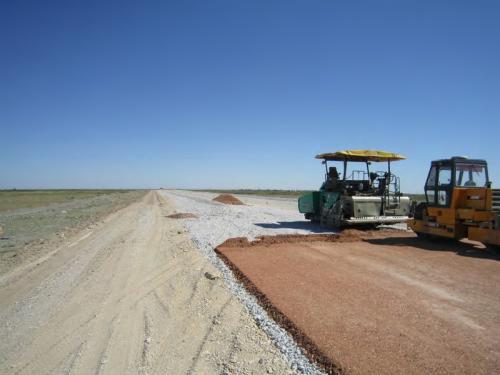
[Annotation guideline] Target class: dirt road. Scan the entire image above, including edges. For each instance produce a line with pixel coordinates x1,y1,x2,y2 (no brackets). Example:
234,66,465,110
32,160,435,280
0,192,293,374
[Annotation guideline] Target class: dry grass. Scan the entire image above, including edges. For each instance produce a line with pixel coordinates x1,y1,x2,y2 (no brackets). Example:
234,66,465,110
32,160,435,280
0,189,137,212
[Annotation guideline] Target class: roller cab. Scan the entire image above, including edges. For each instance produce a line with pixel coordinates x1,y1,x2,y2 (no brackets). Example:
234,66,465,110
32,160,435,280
409,157,500,248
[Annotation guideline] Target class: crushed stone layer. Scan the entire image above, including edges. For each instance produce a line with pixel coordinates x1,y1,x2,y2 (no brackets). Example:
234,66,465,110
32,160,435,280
217,233,500,375
161,190,337,374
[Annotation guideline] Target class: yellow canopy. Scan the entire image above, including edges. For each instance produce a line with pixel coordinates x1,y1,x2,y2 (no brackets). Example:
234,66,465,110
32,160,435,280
315,150,406,162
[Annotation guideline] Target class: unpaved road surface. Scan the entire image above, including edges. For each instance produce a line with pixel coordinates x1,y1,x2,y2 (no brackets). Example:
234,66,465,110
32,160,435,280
160,190,334,374
0,191,295,374
218,233,500,374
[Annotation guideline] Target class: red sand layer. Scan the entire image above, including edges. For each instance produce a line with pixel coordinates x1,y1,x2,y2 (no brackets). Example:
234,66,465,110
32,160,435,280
216,233,500,374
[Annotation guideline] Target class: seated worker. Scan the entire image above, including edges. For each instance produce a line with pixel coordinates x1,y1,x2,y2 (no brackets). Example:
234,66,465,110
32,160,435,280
464,179,476,187
369,172,378,189
377,172,390,194
324,167,340,191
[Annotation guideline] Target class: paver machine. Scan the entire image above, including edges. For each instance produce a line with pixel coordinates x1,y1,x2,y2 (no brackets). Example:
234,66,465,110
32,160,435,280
409,156,500,249
298,150,411,228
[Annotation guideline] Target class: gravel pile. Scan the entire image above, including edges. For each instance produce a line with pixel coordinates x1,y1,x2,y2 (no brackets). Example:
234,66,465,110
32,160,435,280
212,194,245,205
161,190,331,375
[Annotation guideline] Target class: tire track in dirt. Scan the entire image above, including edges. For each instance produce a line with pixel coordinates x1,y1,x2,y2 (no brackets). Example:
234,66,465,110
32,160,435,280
186,296,233,375
0,191,296,375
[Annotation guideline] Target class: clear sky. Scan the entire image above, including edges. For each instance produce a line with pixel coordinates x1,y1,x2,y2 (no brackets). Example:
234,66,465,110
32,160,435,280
1,1,499,192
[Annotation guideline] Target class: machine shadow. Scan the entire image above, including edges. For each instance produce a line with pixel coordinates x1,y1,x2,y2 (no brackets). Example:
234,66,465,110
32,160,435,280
364,236,500,261
254,221,333,233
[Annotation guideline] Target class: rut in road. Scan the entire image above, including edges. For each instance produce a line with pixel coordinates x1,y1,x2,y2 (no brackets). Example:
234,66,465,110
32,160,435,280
0,192,293,375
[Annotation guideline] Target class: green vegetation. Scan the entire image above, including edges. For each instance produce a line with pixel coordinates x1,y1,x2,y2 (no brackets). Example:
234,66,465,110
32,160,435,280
0,189,136,212
193,189,313,198
407,194,426,202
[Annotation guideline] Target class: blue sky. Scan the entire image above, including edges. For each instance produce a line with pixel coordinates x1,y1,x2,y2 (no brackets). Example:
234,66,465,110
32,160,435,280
1,1,499,192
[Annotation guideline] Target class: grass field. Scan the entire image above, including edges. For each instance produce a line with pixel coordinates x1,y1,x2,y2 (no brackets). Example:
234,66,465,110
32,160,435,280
0,189,137,212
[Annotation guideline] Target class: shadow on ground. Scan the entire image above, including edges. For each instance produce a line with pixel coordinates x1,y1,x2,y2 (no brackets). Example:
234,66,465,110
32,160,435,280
254,221,333,233
365,236,500,261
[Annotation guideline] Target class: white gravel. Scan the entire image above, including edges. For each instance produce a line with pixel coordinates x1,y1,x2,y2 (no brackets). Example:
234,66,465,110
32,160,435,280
160,190,333,375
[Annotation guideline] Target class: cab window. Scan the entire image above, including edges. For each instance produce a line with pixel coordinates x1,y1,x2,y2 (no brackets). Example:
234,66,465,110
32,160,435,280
426,166,437,187
425,166,437,204
437,190,448,205
427,190,436,204
438,167,452,186
437,166,452,206
455,164,487,187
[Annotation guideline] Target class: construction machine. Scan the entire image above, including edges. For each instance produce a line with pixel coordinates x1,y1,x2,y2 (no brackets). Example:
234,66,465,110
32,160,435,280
409,156,500,248
298,150,411,228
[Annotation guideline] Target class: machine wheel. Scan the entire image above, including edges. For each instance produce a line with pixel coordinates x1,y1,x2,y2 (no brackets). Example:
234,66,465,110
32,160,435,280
416,231,455,243
485,244,500,254
415,230,441,240
305,213,321,223
415,231,431,240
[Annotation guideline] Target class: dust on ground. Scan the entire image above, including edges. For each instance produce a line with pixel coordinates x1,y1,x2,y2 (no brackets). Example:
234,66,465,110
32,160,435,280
213,194,245,205
216,232,500,375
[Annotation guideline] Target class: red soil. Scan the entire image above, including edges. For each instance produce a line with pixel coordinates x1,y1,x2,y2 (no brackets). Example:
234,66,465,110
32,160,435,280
220,230,401,248
216,233,500,375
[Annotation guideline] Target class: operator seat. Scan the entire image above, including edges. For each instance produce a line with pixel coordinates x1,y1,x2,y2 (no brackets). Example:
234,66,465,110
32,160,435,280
377,173,390,194
324,167,340,192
